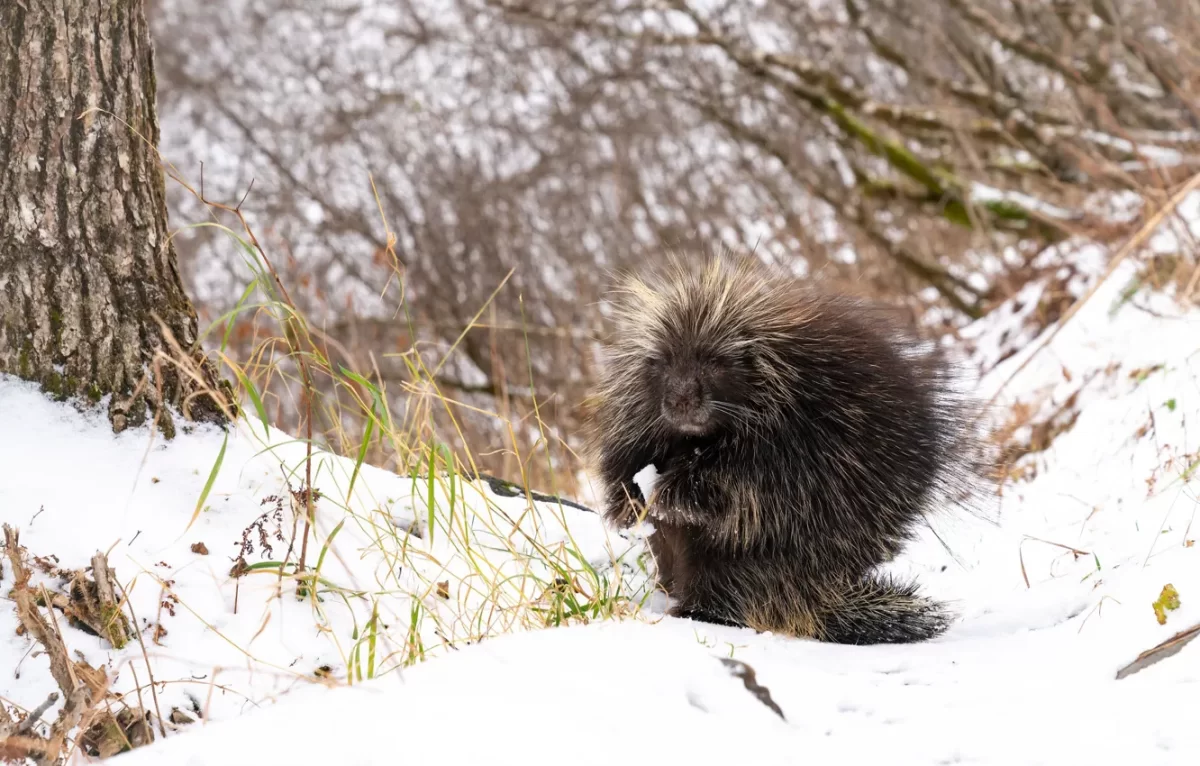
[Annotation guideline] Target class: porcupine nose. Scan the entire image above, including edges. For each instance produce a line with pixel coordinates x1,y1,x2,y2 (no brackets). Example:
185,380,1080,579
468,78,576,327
663,373,707,426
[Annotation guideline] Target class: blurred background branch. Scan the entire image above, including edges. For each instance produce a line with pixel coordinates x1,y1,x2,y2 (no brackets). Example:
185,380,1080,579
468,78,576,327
148,0,1200,491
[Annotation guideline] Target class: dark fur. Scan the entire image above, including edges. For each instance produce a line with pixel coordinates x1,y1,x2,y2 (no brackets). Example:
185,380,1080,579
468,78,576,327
585,256,974,644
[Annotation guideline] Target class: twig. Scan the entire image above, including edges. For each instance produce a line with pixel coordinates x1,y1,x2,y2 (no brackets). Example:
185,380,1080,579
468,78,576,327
3,524,28,588
1115,621,1200,680
1076,595,1122,634
1018,535,1091,588
3,526,96,765
90,551,133,648
124,594,167,738
128,667,155,746
1022,535,1090,557
4,538,75,696
13,693,59,736
0,698,12,736
980,171,1200,422
37,584,80,692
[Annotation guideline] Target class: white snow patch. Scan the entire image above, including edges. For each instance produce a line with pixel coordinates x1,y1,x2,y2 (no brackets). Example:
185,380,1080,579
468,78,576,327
633,463,660,501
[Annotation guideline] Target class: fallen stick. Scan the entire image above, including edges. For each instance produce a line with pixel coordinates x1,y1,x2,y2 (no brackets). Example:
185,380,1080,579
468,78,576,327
1115,621,1200,680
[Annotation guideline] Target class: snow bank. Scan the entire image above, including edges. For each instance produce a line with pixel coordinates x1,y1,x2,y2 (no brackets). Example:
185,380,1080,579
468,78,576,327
0,376,650,749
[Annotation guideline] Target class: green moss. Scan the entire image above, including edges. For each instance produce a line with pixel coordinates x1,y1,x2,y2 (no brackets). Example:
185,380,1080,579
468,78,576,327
40,371,86,403
100,603,130,649
87,383,103,403
982,198,1034,222
48,307,63,344
41,370,67,401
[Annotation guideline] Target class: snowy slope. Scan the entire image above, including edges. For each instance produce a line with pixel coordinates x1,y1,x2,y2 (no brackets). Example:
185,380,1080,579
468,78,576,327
2,253,1200,764
0,377,652,753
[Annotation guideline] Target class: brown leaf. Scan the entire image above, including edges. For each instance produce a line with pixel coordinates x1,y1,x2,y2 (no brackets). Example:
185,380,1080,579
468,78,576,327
229,556,250,578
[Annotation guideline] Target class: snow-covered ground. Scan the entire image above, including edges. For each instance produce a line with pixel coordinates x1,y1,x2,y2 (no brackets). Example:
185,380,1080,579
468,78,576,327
2,252,1200,764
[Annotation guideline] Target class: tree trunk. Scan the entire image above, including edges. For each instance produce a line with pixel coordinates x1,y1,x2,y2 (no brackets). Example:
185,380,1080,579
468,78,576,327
0,0,230,437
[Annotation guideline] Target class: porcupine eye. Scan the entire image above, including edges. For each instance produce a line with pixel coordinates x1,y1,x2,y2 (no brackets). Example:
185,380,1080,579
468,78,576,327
643,352,669,393
706,353,744,402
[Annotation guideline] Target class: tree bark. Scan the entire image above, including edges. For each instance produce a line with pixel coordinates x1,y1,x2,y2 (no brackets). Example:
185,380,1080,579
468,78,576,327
0,0,230,436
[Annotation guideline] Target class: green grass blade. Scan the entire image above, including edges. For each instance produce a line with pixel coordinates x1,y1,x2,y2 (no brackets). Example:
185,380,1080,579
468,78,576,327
220,278,260,353
186,431,228,532
347,411,375,502
233,366,270,437
367,600,380,680
315,518,346,575
426,445,437,545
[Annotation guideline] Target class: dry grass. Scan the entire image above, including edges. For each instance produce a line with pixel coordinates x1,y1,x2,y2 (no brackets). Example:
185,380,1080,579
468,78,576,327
169,172,657,668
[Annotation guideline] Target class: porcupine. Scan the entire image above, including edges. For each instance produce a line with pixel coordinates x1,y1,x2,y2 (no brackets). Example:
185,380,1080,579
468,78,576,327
584,255,975,644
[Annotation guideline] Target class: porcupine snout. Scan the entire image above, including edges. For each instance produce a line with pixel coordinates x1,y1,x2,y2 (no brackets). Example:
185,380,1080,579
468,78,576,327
661,365,712,434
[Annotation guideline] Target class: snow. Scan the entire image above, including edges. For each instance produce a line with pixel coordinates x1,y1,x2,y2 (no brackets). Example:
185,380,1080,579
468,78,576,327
632,462,660,502
0,377,651,756
2,252,1200,764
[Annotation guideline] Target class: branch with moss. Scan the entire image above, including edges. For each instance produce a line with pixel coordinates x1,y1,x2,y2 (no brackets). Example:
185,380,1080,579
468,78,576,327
514,0,1072,237
681,96,985,316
